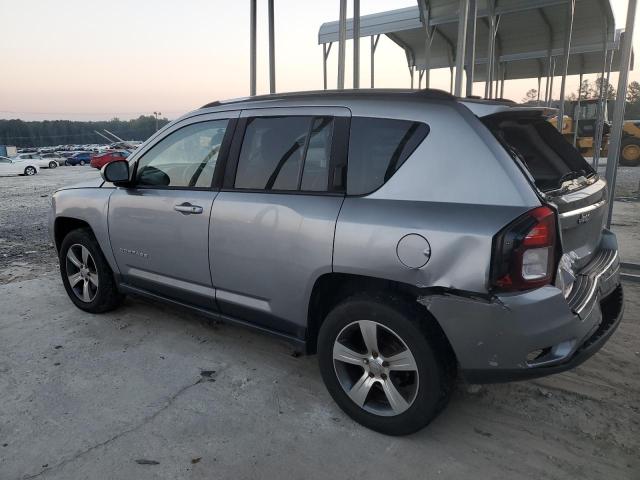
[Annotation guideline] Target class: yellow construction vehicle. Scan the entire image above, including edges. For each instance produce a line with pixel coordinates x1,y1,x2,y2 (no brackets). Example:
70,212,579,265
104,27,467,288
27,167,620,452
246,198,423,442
550,99,640,166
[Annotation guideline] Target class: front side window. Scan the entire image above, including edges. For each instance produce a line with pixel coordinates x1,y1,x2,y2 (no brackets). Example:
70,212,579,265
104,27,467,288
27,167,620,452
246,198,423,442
234,116,334,191
135,120,229,188
347,117,429,196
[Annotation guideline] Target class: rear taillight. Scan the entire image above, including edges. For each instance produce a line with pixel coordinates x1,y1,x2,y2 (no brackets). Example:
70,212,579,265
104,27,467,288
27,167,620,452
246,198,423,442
490,206,557,291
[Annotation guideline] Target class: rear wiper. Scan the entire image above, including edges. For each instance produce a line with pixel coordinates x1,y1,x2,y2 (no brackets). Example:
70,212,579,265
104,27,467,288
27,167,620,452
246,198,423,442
558,170,586,184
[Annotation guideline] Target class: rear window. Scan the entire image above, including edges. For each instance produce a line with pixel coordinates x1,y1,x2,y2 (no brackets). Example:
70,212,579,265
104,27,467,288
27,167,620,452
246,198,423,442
484,116,595,192
347,117,429,195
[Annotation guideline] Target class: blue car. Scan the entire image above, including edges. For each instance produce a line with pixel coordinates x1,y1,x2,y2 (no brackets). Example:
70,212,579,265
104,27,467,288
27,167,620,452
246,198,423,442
65,152,92,166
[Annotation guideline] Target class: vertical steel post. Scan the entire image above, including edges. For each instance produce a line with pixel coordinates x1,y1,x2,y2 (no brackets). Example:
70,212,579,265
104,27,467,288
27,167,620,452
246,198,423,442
544,55,552,103
557,0,575,132
465,0,477,97
537,76,542,104
353,0,360,88
250,0,257,96
370,35,379,88
323,44,328,90
500,65,505,98
547,58,556,107
455,0,469,97
268,0,276,94
593,19,610,168
484,0,496,98
605,0,637,227
573,71,584,146
410,66,415,89
337,0,347,90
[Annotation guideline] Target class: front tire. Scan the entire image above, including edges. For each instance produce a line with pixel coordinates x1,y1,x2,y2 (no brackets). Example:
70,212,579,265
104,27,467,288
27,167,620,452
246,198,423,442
24,166,36,176
318,293,454,435
79,160,86,166
49,161,58,169
59,228,124,313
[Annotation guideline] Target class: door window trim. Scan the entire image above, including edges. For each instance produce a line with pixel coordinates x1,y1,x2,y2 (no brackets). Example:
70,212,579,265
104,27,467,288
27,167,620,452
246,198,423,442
221,108,350,195
126,112,239,191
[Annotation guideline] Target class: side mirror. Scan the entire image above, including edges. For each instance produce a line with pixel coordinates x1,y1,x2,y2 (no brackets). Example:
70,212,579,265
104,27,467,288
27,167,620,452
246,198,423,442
101,160,130,186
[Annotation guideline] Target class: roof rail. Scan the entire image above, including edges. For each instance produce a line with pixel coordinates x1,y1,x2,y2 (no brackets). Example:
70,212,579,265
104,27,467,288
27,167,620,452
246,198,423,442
200,88,455,109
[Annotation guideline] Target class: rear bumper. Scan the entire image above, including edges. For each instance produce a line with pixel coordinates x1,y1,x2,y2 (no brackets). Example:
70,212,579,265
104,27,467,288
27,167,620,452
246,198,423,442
461,284,623,383
425,231,624,383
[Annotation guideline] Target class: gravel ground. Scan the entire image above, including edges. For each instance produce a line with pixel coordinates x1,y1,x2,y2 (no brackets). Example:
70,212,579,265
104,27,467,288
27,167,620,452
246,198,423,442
0,166,100,284
0,161,638,479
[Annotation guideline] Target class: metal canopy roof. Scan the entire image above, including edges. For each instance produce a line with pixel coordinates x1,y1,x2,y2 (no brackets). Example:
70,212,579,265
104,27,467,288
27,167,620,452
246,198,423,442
318,0,626,80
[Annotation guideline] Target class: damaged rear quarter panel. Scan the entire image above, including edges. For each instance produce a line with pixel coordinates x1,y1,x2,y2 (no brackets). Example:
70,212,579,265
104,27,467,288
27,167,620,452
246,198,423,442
333,198,532,293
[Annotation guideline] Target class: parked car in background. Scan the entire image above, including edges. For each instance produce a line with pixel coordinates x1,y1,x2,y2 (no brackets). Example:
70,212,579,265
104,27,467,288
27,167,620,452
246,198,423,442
14,153,59,169
0,156,39,176
90,150,130,169
65,152,92,166
40,152,66,166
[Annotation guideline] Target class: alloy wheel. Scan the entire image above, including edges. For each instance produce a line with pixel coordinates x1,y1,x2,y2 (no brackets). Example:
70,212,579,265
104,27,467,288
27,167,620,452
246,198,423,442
66,244,99,303
332,320,419,416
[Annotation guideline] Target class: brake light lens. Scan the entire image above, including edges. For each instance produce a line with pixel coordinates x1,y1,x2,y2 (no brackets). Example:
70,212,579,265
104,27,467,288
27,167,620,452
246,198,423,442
491,206,557,291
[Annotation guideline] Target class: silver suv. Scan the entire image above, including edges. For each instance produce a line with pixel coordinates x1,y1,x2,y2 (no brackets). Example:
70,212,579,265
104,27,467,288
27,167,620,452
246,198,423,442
50,90,624,435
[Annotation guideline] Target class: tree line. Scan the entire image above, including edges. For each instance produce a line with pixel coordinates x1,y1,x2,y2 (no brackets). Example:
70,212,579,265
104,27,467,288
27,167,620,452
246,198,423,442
522,79,640,119
0,115,170,148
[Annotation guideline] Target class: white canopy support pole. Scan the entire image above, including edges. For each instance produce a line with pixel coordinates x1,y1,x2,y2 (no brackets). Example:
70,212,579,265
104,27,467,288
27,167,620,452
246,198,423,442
593,18,610,169
484,0,496,98
465,0,477,97
573,70,584,147
538,8,553,104
454,0,469,97
370,35,380,88
605,0,637,228
547,58,556,107
500,64,505,98
337,0,347,90
544,55,552,103
323,43,333,90
537,75,542,105
557,0,575,132
419,69,425,89
353,0,360,89
250,0,257,96
410,66,415,89
418,0,435,89
268,0,276,94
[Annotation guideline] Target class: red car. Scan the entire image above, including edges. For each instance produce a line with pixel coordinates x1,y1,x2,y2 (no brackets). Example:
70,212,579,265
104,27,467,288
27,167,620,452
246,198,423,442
90,150,130,169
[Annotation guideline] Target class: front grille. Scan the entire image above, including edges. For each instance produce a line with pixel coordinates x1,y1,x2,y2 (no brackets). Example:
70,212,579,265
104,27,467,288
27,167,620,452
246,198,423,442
567,249,618,314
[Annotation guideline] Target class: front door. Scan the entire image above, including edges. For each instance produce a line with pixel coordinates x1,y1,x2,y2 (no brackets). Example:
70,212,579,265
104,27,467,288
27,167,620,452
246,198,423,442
108,112,238,308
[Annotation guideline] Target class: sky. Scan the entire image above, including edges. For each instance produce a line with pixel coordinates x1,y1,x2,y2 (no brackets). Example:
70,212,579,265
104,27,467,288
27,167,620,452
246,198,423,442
0,0,639,121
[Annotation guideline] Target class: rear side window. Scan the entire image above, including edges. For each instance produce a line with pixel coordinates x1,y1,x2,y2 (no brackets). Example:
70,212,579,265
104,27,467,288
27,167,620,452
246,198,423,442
234,116,334,192
485,117,594,192
347,117,429,195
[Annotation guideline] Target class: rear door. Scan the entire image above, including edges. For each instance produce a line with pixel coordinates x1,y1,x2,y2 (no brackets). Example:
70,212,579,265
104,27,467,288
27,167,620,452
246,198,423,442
210,107,349,337
483,111,606,269
108,111,238,308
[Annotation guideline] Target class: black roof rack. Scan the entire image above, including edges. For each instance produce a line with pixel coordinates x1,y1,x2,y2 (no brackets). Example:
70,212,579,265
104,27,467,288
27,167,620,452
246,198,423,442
200,88,455,109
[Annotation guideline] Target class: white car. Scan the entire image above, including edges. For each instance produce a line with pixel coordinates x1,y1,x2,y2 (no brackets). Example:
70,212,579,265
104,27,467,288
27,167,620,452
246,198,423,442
0,156,39,176
14,153,58,169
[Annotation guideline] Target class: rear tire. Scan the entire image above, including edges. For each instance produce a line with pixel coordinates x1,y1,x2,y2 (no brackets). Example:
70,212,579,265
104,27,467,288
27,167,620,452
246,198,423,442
49,161,58,168
79,160,86,166
317,293,454,435
620,137,640,166
59,228,124,313
24,166,36,176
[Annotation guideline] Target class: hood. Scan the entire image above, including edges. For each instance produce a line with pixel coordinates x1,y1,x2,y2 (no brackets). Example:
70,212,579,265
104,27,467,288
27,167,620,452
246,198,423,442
56,178,105,192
